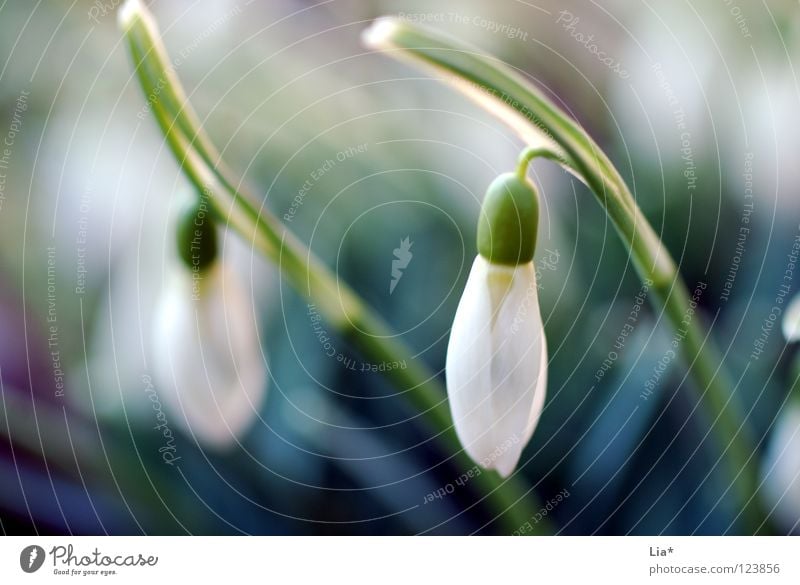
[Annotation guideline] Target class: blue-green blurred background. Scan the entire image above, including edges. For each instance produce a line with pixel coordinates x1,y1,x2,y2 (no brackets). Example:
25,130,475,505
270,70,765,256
1,0,799,535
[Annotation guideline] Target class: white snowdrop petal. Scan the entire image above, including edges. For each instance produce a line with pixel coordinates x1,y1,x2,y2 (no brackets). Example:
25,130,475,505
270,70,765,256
522,337,549,447
152,262,267,448
489,262,546,473
782,295,800,343
446,257,497,466
446,256,548,477
761,403,800,534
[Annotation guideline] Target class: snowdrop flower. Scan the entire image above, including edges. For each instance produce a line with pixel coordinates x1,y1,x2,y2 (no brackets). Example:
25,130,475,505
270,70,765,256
152,197,267,448
761,400,800,534
446,171,547,477
762,301,800,532
783,294,800,343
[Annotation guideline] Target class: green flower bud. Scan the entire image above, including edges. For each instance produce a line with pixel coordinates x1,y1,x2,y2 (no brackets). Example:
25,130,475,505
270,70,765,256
477,172,539,265
176,196,218,271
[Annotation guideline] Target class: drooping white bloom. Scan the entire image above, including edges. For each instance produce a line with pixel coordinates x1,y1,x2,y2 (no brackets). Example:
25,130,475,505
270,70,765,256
152,258,267,448
783,294,800,343
760,402,800,534
446,255,547,477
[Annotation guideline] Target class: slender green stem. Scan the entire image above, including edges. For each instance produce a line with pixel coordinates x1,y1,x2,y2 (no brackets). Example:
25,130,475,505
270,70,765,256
516,146,568,181
363,17,764,532
119,0,545,534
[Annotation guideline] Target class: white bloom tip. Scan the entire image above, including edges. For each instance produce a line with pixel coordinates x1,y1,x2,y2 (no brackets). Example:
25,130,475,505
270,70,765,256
493,449,522,479
782,294,800,342
362,17,399,50
118,0,143,30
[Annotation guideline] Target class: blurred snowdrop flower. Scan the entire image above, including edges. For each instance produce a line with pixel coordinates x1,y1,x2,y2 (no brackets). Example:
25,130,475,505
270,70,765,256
446,172,547,478
761,313,800,532
782,294,800,343
151,196,267,449
761,400,800,534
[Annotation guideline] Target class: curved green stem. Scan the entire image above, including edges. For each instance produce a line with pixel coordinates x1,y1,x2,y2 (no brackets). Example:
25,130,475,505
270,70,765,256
516,146,568,181
363,17,764,532
119,0,544,534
